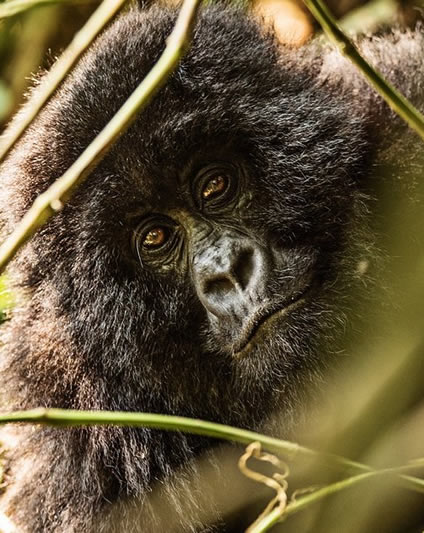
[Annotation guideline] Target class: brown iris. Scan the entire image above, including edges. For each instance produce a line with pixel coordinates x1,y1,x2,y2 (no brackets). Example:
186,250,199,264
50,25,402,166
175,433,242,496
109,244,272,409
202,175,227,200
143,227,167,249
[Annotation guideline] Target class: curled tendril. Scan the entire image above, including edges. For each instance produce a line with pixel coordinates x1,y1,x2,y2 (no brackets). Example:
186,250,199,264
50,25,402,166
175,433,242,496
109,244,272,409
238,442,289,532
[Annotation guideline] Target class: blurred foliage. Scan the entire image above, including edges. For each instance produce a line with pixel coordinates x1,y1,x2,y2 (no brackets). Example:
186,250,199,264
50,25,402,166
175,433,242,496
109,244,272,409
0,1,97,128
0,275,12,323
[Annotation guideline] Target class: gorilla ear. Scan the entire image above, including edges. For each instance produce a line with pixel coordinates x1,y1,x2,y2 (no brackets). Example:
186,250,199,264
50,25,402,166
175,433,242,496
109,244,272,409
251,0,314,46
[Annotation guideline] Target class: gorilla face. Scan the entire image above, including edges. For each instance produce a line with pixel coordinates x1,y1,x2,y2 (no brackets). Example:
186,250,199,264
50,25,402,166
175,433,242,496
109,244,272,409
131,156,315,354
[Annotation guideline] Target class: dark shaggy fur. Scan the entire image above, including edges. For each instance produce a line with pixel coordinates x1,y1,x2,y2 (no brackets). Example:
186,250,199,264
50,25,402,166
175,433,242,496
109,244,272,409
0,4,423,531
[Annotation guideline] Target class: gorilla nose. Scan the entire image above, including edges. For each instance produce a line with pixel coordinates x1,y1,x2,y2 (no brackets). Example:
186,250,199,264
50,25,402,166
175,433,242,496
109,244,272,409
192,236,266,319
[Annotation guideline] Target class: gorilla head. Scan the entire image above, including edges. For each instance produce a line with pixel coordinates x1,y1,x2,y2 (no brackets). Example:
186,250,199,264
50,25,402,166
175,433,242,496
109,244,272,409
0,3,421,532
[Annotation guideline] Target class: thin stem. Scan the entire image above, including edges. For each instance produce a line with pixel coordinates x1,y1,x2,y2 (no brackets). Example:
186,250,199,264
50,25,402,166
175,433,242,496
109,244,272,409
0,408,423,495
0,0,202,274
0,407,314,457
285,463,423,517
247,507,284,533
303,0,424,142
252,464,424,532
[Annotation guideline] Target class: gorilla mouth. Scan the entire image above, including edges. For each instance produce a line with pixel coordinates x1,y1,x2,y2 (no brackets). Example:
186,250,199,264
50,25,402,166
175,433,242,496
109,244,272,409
233,287,310,357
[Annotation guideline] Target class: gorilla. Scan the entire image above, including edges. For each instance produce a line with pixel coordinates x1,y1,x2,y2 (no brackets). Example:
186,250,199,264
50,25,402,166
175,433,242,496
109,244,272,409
0,3,423,531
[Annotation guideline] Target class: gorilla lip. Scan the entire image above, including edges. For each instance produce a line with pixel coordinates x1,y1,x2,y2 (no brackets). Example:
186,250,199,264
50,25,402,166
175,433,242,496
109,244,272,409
233,287,309,357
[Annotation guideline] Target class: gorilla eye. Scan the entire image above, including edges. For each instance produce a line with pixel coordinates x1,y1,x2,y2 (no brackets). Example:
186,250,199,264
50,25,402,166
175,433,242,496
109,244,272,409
132,217,179,263
202,175,227,200
194,164,238,209
142,227,168,249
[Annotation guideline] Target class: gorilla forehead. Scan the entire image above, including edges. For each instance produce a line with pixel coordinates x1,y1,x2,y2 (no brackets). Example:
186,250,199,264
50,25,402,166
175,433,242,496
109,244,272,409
48,3,365,190
57,6,285,145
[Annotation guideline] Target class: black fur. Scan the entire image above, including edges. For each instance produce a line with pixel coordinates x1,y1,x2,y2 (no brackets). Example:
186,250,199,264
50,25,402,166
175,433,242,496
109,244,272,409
0,4,423,531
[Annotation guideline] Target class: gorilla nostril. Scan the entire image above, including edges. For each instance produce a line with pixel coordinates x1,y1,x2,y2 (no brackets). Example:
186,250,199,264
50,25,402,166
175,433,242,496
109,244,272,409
204,276,234,297
233,249,255,290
